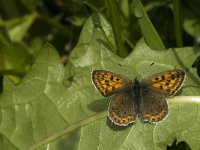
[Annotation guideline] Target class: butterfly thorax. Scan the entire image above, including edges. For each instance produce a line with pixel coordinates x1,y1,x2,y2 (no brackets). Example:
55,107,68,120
132,78,142,114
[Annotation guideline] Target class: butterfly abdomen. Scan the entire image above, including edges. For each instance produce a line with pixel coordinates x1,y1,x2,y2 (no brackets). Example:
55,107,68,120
132,78,142,115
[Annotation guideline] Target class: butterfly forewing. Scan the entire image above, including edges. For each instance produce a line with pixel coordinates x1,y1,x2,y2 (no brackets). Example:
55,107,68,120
92,70,132,97
142,69,186,96
108,91,137,126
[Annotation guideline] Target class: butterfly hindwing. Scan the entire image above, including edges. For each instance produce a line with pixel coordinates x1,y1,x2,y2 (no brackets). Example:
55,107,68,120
108,91,137,126
92,70,132,97
141,90,168,122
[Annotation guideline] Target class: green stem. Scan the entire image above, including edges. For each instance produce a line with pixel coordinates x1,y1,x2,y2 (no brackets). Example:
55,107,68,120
106,0,128,57
169,96,200,103
173,0,183,47
27,111,107,150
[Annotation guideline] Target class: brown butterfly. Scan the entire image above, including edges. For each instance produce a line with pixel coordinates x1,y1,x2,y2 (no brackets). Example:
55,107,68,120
91,69,186,126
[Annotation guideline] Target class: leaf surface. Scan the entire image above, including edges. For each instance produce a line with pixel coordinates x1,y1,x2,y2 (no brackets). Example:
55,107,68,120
0,13,200,150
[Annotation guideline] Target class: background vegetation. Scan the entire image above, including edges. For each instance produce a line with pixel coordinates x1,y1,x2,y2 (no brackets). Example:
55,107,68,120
0,0,200,150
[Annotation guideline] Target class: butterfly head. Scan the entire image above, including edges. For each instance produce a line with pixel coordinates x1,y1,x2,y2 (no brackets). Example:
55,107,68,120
133,77,140,84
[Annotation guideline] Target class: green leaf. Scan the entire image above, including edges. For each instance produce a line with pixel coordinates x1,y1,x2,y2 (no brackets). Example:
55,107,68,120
1,43,67,150
0,21,11,46
5,13,36,42
67,16,87,27
0,13,200,150
182,2,200,43
0,43,33,84
133,0,166,50
19,0,39,12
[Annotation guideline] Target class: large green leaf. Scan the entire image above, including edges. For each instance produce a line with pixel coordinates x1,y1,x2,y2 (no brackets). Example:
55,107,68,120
0,13,200,150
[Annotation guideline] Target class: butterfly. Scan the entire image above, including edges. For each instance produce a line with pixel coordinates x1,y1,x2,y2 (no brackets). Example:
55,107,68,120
91,69,186,126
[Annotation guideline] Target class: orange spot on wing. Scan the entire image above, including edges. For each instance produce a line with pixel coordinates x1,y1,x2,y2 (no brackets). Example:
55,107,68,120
143,109,168,122
111,112,134,125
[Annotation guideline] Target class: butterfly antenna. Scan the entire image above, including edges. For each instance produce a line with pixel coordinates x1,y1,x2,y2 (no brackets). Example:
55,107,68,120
139,62,155,78
117,63,133,78
118,62,154,79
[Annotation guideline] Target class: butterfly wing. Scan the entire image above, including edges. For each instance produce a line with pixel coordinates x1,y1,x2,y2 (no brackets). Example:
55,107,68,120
108,91,137,126
141,90,168,122
92,70,132,97
141,69,186,96
140,69,185,122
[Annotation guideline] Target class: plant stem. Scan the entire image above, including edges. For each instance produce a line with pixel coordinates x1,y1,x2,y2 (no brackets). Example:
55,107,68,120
106,0,128,57
173,0,183,47
27,111,107,150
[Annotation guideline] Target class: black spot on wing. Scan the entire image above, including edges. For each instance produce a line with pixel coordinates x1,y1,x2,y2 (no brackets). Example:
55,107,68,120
161,76,165,80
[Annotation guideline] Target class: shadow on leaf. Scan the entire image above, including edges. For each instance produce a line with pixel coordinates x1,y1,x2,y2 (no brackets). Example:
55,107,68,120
87,97,111,112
